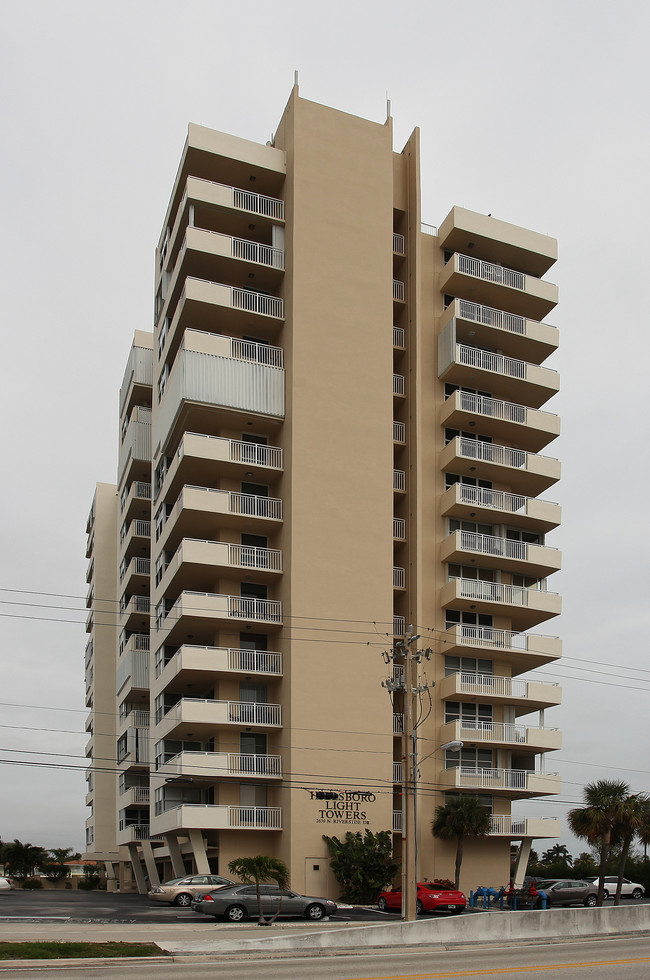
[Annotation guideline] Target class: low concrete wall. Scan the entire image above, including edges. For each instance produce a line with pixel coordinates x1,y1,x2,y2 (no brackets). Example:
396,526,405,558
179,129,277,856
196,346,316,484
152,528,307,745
204,905,650,954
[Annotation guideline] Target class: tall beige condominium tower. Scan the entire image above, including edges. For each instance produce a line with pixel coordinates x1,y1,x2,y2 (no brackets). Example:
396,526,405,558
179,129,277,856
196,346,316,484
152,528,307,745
84,87,562,896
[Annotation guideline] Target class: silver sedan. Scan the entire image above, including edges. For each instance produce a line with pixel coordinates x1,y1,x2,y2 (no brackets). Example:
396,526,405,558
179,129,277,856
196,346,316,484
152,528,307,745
192,883,338,921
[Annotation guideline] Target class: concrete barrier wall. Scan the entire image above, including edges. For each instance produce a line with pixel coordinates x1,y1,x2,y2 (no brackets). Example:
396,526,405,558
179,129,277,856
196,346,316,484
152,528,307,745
212,904,650,953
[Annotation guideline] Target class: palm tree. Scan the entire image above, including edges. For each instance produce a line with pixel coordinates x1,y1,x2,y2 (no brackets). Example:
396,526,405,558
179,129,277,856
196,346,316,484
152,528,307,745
432,796,491,889
1,840,48,880
568,780,629,907
227,855,290,925
612,794,650,906
541,843,572,866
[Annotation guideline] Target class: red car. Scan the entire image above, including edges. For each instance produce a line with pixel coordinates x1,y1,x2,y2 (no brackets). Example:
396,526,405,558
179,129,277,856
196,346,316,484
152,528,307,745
377,882,466,915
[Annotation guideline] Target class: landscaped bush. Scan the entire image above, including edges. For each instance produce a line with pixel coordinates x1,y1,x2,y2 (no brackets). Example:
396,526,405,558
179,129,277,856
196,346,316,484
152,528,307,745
22,878,43,889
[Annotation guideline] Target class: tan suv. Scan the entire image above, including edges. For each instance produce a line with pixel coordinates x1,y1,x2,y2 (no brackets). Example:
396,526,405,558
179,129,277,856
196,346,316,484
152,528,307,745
148,874,232,907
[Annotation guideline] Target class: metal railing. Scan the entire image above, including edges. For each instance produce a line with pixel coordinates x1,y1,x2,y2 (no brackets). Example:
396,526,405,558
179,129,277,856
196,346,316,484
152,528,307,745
228,543,282,572
227,700,281,726
394,616,405,636
393,421,406,442
457,721,528,743
447,624,530,651
458,299,526,335
421,222,438,236
232,186,284,221
453,483,558,518
228,596,282,623
393,518,406,539
118,823,151,840
393,326,405,347
452,577,529,607
228,491,282,520
228,753,282,777
457,254,525,290
229,438,283,469
120,557,151,581
489,815,529,835
230,337,284,368
456,437,527,470
393,374,405,395
120,596,151,615
231,287,283,318
121,709,150,728
393,469,406,491
121,481,152,512
456,390,528,425
393,713,404,733
231,237,284,269
454,766,528,789
393,233,405,254
454,671,529,700
227,647,282,674
456,344,526,380
228,805,282,829
393,762,403,782
458,529,529,561
119,632,150,654
393,567,405,589
393,810,403,832
393,280,405,301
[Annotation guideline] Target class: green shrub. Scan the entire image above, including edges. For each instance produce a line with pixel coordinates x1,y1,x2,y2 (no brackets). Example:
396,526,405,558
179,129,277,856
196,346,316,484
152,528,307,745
22,878,43,890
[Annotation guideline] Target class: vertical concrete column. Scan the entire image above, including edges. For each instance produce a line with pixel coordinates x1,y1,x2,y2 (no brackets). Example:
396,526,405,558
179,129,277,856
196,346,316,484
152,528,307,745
104,861,117,892
140,840,161,888
127,843,147,894
513,839,532,889
188,829,210,874
166,835,186,877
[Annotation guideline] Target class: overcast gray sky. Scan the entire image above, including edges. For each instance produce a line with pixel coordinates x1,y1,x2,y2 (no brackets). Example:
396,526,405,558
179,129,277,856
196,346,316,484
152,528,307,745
1,0,649,857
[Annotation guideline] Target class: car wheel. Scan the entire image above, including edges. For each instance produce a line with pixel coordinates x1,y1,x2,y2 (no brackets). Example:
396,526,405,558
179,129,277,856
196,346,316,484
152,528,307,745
174,893,193,907
632,889,643,899
416,899,424,915
584,894,597,907
225,905,247,922
377,897,388,912
602,889,609,900
304,903,326,920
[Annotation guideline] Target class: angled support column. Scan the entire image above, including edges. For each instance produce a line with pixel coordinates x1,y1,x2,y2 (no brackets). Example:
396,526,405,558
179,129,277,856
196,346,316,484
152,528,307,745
166,834,186,877
188,829,210,874
127,843,147,894
140,840,160,888
513,838,532,889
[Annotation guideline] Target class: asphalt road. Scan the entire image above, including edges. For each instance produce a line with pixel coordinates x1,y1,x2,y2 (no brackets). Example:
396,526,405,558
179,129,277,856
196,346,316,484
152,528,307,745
0,936,649,979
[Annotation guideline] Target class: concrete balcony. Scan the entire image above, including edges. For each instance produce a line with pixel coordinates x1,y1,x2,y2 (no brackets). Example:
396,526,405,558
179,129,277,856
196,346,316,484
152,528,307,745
393,233,405,255
393,421,406,443
438,252,558,321
152,804,281,836
393,713,404,734
118,413,152,486
119,519,151,556
160,485,282,551
440,577,561,630
118,786,151,808
119,557,150,595
156,697,281,740
119,595,151,631
488,816,561,839
441,719,562,753
160,538,282,594
120,481,152,520
442,624,561,672
438,207,557,279
157,750,282,780
439,671,561,714
440,483,561,535
438,321,559,408
117,824,161,845
393,518,406,540
175,226,284,285
441,530,561,579
441,298,558,364
157,592,282,643
441,390,560,453
393,567,406,589
155,645,282,693
441,437,561,496
394,469,406,492
393,327,405,349
160,432,282,503
441,766,561,797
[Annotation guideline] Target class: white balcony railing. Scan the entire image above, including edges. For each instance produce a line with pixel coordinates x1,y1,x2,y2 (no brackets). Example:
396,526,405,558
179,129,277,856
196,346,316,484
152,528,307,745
458,530,527,561
458,299,527,336
456,343,526,380
393,280,405,301
231,237,284,269
394,616,405,636
227,491,283,520
456,254,525,291
228,753,282,777
454,766,527,789
228,543,282,572
454,391,528,425
393,810,403,832
421,222,438,236
393,762,403,782
228,806,282,829
227,596,282,623
231,287,283,319
393,469,406,491
120,481,152,512
228,438,283,469
120,519,151,544
446,624,529,652
393,374,405,395
489,815,529,835
227,701,281,726
456,721,557,744
456,437,533,470
453,483,559,520
393,567,405,589
393,518,406,539
452,577,530,607
231,186,284,221
393,713,404,734
453,671,529,699
393,233,405,254
393,326,405,348
230,337,284,368
120,557,151,581
227,647,282,674
393,421,406,442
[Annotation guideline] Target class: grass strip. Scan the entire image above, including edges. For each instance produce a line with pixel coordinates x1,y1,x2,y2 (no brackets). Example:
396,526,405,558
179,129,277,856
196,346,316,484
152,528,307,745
0,941,163,960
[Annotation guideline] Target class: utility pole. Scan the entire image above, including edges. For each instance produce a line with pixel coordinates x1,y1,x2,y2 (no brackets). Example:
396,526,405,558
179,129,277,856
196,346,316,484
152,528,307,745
382,626,433,922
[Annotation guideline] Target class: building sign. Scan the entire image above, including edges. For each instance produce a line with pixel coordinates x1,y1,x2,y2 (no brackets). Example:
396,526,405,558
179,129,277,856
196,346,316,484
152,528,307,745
311,790,375,826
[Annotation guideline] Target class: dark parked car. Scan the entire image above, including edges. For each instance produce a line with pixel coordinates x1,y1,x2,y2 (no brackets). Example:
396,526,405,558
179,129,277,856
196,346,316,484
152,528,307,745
377,882,466,915
192,883,337,921
535,879,598,907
